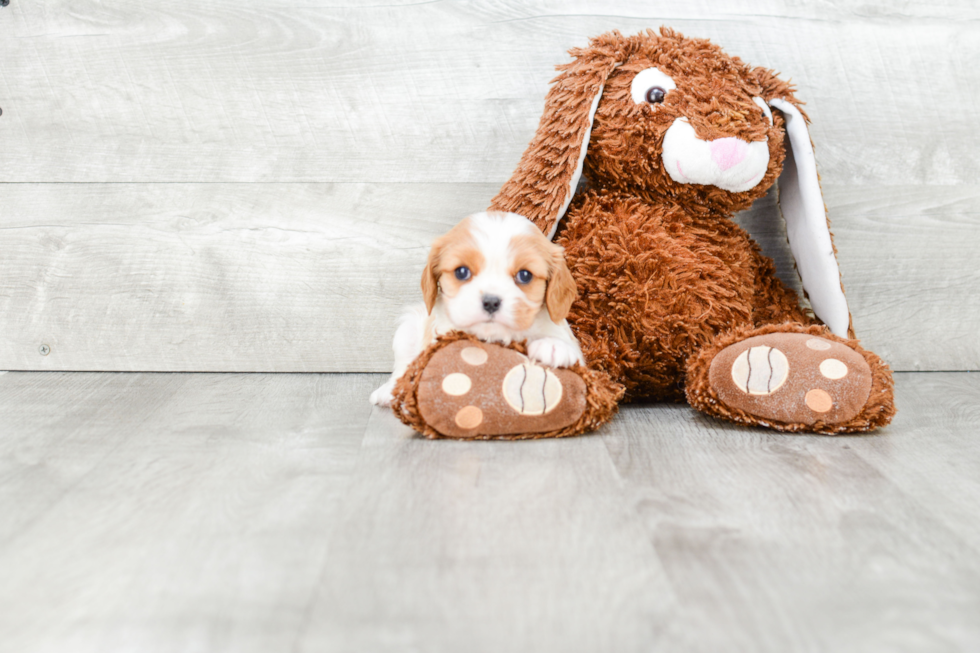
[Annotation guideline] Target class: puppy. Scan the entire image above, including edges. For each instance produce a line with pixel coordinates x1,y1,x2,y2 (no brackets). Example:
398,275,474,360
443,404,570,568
370,211,584,407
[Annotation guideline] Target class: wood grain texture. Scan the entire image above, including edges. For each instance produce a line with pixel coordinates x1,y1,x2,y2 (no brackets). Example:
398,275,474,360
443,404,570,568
300,409,671,652
0,372,376,653
1,183,976,372
0,371,977,652
1,0,977,372
0,182,490,371
601,376,980,653
827,186,980,370
0,0,977,184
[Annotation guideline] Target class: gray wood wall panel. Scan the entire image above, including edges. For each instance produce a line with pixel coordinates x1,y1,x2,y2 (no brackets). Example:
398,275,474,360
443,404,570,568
0,184,980,371
1,183,976,371
829,185,980,371
1,1,977,371
1,1,977,184
0,182,490,372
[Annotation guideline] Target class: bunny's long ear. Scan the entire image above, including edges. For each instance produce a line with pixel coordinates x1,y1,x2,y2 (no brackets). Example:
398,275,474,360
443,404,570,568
767,98,852,338
489,36,623,239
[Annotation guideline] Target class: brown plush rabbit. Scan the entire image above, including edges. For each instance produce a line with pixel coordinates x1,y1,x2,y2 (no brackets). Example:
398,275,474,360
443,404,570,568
487,27,895,433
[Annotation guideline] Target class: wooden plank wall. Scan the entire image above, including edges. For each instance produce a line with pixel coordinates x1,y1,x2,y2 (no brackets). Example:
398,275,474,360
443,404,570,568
1,0,977,372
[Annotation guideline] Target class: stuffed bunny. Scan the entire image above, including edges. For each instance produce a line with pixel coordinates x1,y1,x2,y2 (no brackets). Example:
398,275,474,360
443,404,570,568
487,27,895,433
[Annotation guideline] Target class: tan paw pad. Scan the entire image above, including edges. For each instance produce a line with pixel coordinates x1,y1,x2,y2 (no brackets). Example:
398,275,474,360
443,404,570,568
819,359,848,380
460,346,488,366
454,406,483,429
805,389,833,413
502,363,563,415
731,346,789,395
441,373,472,396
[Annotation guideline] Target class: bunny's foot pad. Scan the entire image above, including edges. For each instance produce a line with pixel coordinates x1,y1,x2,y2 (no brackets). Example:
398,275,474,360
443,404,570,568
391,332,623,440
686,324,895,434
709,332,872,426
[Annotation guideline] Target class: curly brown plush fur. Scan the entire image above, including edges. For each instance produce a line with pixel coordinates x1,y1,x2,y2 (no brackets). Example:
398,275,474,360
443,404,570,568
491,28,799,230
488,27,895,432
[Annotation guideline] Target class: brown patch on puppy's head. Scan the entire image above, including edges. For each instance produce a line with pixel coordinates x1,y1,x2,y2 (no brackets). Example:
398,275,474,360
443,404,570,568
508,231,577,327
421,217,485,314
545,244,577,323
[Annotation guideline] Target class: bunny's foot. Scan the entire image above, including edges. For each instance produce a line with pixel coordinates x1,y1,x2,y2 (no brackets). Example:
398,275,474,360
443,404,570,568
390,333,622,440
685,324,895,434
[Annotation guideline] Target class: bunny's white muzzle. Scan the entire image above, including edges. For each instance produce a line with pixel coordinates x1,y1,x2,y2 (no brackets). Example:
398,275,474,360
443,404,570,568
662,118,770,193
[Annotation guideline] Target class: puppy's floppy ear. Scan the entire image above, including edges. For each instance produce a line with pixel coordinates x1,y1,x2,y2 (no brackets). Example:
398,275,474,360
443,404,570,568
420,241,442,314
754,67,852,338
489,31,627,239
545,244,577,323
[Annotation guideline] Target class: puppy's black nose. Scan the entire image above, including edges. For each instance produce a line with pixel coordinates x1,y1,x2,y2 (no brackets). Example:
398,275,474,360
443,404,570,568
482,295,502,315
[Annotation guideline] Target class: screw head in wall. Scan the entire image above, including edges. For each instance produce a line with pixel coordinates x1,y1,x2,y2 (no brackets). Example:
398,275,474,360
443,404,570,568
39,344,50,356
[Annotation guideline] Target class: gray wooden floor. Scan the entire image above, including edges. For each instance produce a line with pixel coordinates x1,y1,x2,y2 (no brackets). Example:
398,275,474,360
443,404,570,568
1,371,977,653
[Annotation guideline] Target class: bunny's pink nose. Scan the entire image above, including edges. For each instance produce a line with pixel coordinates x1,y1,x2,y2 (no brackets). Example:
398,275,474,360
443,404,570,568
710,138,748,171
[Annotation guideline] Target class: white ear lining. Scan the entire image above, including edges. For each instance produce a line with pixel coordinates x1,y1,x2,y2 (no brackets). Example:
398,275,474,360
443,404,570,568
769,98,850,337
547,63,620,241
752,96,773,125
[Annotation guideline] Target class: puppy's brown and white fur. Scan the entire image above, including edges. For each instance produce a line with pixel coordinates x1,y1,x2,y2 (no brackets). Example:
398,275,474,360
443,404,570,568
370,211,584,406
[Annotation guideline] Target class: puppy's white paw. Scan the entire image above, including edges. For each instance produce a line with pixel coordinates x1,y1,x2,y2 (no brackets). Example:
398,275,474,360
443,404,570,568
370,381,395,407
527,338,583,368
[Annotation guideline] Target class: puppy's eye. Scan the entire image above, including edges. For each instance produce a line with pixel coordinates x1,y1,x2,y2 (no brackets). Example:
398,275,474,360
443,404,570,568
515,269,533,285
454,266,471,281
645,86,666,104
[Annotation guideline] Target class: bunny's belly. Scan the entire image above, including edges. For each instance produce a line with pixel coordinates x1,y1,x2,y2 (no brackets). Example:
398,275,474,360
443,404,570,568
556,190,766,401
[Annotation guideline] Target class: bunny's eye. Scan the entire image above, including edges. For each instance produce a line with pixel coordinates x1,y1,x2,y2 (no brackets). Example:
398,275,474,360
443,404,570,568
645,86,666,104
631,67,676,105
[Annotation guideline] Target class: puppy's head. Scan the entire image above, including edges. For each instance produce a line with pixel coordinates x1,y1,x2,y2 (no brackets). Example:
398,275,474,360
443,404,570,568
422,212,576,331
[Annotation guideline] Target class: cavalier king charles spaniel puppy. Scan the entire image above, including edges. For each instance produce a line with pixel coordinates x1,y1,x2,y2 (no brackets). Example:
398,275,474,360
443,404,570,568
370,211,584,406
